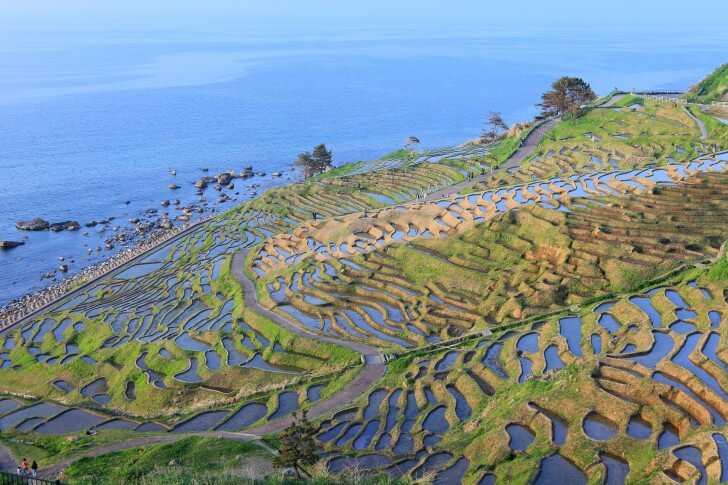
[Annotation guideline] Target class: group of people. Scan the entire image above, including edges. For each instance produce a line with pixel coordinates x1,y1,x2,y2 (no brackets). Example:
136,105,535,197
17,458,38,477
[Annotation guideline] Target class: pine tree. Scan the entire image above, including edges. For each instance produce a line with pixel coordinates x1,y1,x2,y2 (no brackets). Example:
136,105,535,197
486,111,508,134
273,410,318,478
538,77,596,119
311,143,332,174
294,151,315,179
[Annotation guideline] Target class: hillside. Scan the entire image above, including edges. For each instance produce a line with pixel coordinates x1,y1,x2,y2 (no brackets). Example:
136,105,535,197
685,63,728,103
0,67,727,484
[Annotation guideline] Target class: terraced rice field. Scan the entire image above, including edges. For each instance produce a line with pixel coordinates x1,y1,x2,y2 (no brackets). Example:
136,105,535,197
316,277,728,483
1,98,727,484
254,162,727,348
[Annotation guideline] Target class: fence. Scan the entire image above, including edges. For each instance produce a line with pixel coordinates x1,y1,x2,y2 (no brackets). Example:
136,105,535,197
0,471,62,484
639,93,687,104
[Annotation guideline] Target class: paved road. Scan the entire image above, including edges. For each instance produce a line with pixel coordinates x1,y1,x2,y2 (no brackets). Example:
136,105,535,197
424,117,559,199
599,93,626,107
682,106,708,138
0,444,16,474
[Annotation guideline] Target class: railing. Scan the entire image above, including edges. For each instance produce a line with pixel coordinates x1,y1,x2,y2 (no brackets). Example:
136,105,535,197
0,471,62,484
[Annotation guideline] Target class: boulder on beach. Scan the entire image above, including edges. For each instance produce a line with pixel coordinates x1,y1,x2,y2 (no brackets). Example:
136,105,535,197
0,240,24,249
15,218,50,231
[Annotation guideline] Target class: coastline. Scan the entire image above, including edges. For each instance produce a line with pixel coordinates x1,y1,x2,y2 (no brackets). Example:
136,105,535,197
0,214,214,331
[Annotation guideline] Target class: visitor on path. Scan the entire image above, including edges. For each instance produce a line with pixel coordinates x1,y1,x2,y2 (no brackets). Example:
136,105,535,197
20,458,29,476
31,460,38,477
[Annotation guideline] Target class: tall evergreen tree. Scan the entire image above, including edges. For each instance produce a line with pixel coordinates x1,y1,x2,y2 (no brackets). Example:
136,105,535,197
311,143,333,173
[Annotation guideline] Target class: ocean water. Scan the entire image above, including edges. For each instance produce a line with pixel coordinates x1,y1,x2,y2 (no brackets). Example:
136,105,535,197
1,27,726,304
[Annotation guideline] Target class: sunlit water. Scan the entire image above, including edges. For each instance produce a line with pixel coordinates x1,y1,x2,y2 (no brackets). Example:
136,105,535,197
1,26,726,304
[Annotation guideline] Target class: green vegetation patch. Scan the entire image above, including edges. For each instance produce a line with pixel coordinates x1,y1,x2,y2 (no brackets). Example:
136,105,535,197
64,437,268,484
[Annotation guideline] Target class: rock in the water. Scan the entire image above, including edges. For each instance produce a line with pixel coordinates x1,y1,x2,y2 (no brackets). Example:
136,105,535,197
0,240,24,249
64,221,81,231
58,264,68,272
161,200,170,207
215,172,233,185
272,171,282,177
169,183,180,190
15,218,49,231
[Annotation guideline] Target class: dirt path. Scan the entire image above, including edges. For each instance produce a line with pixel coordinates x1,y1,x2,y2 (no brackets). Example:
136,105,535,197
424,117,559,199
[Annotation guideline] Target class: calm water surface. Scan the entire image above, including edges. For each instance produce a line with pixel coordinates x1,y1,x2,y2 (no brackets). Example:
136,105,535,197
1,27,726,304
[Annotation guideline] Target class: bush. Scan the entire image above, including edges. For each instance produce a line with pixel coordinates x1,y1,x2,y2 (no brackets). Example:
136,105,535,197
553,285,569,305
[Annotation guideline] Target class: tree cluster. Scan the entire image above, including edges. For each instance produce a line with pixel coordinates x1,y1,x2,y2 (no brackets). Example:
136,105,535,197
295,143,333,179
538,76,596,119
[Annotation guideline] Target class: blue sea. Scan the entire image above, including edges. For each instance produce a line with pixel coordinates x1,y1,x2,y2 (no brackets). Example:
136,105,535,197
0,26,726,304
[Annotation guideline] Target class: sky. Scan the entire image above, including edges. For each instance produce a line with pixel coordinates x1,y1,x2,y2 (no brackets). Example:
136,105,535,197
2,0,727,34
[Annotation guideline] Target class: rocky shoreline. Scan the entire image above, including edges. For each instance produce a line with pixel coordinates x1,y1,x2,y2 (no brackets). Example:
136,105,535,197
1,163,297,313
0,214,214,329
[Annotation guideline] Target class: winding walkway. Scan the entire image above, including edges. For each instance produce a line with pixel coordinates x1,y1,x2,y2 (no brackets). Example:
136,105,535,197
425,117,559,199
0,251,387,479
230,249,387,432
22,247,387,479
683,105,708,138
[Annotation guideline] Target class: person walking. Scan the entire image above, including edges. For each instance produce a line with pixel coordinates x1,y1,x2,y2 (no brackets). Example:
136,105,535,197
31,460,38,478
21,458,29,476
